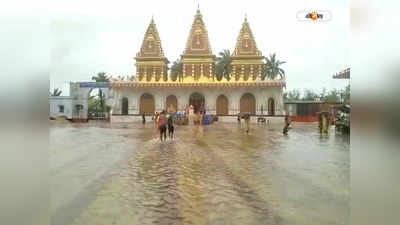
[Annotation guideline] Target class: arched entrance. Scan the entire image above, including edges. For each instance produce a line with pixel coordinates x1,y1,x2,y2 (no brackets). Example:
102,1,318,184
122,97,129,115
268,98,275,116
166,95,178,113
140,93,155,115
240,93,256,115
189,92,205,113
216,95,229,115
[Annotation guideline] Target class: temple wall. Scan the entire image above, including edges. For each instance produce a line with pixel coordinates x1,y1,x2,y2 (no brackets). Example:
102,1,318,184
110,86,284,118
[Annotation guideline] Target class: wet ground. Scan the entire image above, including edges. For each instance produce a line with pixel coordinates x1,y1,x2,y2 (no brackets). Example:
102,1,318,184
51,121,349,225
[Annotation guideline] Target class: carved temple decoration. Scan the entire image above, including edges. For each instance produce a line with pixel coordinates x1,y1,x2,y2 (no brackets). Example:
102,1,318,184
231,16,264,82
117,12,286,88
135,18,169,83
180,8,216,83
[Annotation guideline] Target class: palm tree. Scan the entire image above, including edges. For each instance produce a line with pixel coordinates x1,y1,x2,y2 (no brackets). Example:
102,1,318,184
216,49,232,81
49,88,62,96
91,72,109,82
170,59,182,82
263,53,286,80
91,72,110,111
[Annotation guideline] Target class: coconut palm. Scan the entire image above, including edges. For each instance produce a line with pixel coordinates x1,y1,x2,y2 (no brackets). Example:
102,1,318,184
91,72,110,82
263,53,286,80
91,72,110,111
216,49,232,81
49,88,62,96
170,59,182,82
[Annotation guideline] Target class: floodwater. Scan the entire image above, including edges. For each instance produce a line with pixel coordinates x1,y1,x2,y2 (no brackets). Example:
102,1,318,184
51,121,349,225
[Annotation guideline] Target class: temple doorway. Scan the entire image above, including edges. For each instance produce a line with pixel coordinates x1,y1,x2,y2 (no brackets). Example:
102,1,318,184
122,97,129,115
189,92,205,113
268,98,275,116
240,93,256,115
216,95,229,115
140,93,155,115
166,95,178,113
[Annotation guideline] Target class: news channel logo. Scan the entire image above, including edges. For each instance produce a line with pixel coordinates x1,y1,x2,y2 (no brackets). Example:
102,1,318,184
296,10,332,22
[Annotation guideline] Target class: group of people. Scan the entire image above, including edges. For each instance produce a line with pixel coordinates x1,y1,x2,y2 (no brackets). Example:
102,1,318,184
148,108,292,141
153,110,175,141
186,105,205,125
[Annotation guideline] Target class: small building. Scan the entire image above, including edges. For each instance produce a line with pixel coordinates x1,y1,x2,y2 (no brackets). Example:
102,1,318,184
49,96,73,119
284,101,342,122
49,82,112,121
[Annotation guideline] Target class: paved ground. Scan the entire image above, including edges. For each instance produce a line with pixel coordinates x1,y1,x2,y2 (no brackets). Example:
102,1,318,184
51,121,349,225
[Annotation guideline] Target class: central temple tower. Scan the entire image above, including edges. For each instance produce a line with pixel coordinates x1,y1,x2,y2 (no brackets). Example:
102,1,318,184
181,8,216,82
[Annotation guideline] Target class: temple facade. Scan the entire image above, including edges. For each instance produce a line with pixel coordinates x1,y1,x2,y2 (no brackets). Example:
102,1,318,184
110,9,285,122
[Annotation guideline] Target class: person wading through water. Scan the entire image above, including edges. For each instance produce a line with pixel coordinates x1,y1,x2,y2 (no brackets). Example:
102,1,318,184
167,113,175,139
243,113,251,134
283,115,291,135
157,111,167,141
142,113,146,124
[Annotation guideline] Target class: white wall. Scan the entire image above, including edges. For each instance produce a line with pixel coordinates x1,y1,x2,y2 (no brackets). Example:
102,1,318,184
49,96,73,119
111,86,285,116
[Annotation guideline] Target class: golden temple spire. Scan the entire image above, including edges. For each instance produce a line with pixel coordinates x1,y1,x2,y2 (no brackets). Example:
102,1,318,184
183,7,213,55
137,17,165,58
232,15,262,57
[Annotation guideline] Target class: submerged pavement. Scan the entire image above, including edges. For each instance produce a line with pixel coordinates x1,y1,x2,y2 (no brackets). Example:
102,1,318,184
51,121,349,225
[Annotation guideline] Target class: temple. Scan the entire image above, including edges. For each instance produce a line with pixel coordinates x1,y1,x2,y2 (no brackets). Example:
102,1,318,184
110,9,286,122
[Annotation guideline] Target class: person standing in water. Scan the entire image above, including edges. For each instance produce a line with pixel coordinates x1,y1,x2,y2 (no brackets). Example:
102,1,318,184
243,113,251,134
283,115,291,135
142,113,146,124
167,113,175,139
157,111,167,141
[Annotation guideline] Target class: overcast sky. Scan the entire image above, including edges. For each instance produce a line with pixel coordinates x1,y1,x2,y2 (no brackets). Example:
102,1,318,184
50,0,349,96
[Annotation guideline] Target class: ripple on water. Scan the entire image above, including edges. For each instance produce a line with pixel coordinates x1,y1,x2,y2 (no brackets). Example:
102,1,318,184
52,122,349,225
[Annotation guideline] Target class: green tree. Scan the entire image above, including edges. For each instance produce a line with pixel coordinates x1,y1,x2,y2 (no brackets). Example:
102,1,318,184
263,53,286,80
341,84,350,104
91,72,110,111
216,49,232,81
284,89,301,101
302,89,319,101
49,88,62,96
88,96,101,113
324,88,341,102
170,59,182,82
319,87,327,101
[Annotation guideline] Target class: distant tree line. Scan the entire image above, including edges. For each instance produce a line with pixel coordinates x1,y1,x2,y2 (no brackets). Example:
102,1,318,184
284,85,350,104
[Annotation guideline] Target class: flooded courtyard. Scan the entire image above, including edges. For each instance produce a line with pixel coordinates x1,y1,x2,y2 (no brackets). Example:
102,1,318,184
51,121,349,225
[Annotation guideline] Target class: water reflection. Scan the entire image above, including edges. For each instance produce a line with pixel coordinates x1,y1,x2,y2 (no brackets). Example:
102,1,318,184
51,121,349,225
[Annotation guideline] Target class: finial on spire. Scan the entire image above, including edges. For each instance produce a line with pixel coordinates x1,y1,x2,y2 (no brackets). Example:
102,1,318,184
196,2,201,14
244,13,248,22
